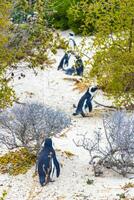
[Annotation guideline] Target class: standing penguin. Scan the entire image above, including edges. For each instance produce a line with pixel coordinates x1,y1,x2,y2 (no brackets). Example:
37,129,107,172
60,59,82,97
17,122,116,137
73,86,98,117
37,138,60,186
75,55,84,76
68,33,77,50
57,52,70,70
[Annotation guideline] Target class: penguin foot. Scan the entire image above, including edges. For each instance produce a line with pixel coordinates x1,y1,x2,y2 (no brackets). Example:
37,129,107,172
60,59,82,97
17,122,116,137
81,112,87,117
72,112,78,116
40,183,45,187
50,179,55,182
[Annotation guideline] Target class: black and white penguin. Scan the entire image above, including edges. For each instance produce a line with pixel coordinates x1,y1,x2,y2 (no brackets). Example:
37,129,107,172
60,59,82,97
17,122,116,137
37,138,60,186
75,55,84,76
65,55,84,76
68,33,76,49
57,52,70,70
73,86,98,117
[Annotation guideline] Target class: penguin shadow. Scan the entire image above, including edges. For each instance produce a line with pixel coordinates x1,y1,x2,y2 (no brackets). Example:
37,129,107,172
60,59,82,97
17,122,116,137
87,109,108,118
72,104,108,118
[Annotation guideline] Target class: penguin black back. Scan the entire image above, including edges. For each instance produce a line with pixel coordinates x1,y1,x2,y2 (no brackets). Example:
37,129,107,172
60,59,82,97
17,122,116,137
37,138,60,186
73,86,98,117
57,53,69,70
75,56,84,76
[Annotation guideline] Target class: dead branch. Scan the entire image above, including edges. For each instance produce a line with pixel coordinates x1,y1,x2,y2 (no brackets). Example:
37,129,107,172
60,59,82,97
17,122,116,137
93,100,117,109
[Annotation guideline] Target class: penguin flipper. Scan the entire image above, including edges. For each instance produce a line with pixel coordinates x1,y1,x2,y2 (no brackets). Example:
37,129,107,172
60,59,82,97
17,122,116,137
88,101,92,112
38,164,46,186
53,153,60,177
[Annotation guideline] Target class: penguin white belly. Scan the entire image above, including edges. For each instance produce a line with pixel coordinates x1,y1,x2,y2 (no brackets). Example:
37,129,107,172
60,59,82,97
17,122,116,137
82,99,89,114
63,60,69,70
50,158,56,181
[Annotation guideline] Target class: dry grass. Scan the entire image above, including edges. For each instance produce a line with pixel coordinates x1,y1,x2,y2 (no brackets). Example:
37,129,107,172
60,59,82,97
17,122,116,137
122,182,134,190
63,76,82,82
73,81,89,92
56,196,66,200
0,148,36,175
62,151,75,158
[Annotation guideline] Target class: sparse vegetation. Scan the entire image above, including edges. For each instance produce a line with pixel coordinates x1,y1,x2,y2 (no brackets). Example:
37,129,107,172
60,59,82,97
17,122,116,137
0,102,71,154
117,192,126,199
0,0,60,109
63,151,75,158
122,182,134,190
0,148,36,175
0,190,7,200
76,111,134,177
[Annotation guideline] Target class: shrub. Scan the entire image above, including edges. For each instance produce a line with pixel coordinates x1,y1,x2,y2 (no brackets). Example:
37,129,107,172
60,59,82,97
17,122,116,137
0,148,36,175
0,102,71,153
48,0,81,31
67,0,95,35
0,190,7,200
76,111,134,176
47,0,71,30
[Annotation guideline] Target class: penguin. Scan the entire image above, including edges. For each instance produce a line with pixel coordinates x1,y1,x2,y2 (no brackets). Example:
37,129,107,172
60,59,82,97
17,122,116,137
57,52,70,70
73,86,98,117
37,138,60,186
75,55,84,76
65,55,84,76
68,33,76,49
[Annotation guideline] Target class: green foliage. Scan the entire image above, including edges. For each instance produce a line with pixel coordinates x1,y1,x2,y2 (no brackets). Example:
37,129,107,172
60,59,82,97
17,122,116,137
81,0,134,108
48,0,71,30
90,45,134,108
12,0,85,33
0,0,57,109
54,33,67,50
67,0,95,34
47,0,81,31
0,148,36,175
117,193,126,199
11,0,29,23
0,0,16,108
0,190,7,200
0,81,16,109
10,0,56,67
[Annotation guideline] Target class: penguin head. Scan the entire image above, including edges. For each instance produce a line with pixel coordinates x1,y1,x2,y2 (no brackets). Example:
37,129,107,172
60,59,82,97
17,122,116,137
44,138,52,148
87,86,98,97
90,86,98,93
69,32,74,37
69,33,75,40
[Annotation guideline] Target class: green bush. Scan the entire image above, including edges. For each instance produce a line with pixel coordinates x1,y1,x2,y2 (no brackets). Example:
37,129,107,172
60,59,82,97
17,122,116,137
48,0,81,32
67,5,83,34
67,0,96,35
48,0,71,30
0,148,36,175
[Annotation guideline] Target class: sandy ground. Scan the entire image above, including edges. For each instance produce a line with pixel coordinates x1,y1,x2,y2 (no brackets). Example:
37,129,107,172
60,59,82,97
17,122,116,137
0,31,134,200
